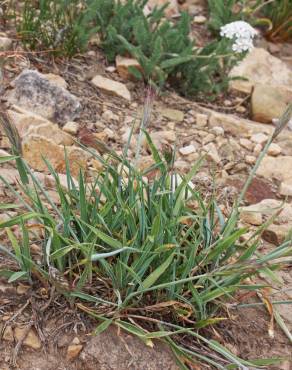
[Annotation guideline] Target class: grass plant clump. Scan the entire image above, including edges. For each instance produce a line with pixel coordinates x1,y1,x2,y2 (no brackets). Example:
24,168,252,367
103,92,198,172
0,105,292,368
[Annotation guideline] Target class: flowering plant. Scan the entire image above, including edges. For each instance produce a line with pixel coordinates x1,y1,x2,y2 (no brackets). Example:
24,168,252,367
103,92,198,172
220,21,257,53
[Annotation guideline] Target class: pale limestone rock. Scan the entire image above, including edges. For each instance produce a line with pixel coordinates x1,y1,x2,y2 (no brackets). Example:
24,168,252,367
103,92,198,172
253,143,262,155
116,55,142,80
67,344,83,361
245,155,256,165
3,326,14,342
267,143,281,156
63,121,79,135
22,135,90,177
43,73,68,89
251,84,292,123
196,113,208,127
279,178,292,196
179,144,196,156
229,48,292,94
250,133,268,144
6,70,81,124
239,138,253,150
194,15,207,24
157,107,184,122
203,142,220,163
25,123,74,146
240,208,263,226
202,133,215,145
91,75,131,101
258,156,292,182
211,126,224,136
14,327,41,349
102,110,119,122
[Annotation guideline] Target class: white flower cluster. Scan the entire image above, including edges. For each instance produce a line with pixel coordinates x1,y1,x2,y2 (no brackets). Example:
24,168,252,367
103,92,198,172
220,21,257,53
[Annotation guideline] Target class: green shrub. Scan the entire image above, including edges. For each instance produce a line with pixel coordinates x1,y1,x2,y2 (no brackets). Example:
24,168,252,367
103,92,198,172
16,0,99,56
263,0,292,42
0,106,292,368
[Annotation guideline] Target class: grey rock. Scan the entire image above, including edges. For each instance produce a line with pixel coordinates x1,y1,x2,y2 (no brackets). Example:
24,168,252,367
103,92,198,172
6,70,81,125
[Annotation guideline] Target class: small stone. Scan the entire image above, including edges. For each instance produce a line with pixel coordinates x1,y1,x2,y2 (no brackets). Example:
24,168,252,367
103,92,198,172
263,224,291,245
66,344,83,361
63,121,79,135
25,122,73,146
279,179,292,196
245,155,256,164
267,143,281,156
239,138,253,150
202,133,215,145
224,99,232,107
43,73,68,89
116,55,142,80
0,149,10,157
194,15,207,24
196,113,208,127
253,143,262,155
0,36,12,51
203,142,220,163
3,326,14,342
179,144,196,156
250,133,268,144
157,107,184,122
91,75,131,101
72,337,81,345
105,66,116,73
14,327,41,349
16,284,30,295
236,106,246,114
211,126,224,136
240,207,262,226
102,110,119,122
258,156,292,182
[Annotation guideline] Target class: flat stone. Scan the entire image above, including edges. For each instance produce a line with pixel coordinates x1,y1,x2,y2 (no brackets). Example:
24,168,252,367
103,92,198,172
211,126,224,136
203,142,220,163
279,178,292,196
6,70,81,124
251,84,292,123
229,48,292,94
258,156,292,182
62,121,79,135
194,15,207,24
14,327,41,349
25,122,74,146
240,138,253,150
116,55,142,80
245,155,256,164
22,135,90,177
267,143,281,156
263,224,291,245
91,75,131,101
67,344,83,361
250,133,268,144
196,113,208,127
179,144,196,156
240,207,263,225
157,107,184,122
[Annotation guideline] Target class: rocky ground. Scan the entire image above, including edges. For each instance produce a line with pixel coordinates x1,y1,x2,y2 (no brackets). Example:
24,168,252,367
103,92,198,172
0,1,292,369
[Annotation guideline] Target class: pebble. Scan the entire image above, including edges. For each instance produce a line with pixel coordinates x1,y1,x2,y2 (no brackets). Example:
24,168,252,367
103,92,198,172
236,106,246,113
211,126,224,136
203,142,221,163
253,143,262,155
179,144,196,156
267,143,281,156
251,133,268,144
66,344,83,361
202,133,215,145
63,121,79,135
102,110,119,122
194,15,207,24
196,113,208,127
245,155,256,164
14,327,42,349
239,138,253,150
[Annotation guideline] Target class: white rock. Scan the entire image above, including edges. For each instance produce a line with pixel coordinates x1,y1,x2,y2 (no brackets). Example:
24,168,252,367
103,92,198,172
245,155,256,164
211,126,224,136
194,15,207,24
91,75,131,101
179,144,196,156
250,133,268,144
202,133,215,145
43,73,68,89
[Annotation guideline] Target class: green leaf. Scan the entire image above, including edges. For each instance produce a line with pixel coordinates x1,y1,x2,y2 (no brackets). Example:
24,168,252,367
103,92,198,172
94,319,113,335
8,270,28,283
141,252,174,289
